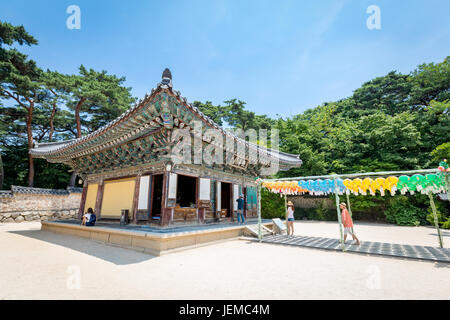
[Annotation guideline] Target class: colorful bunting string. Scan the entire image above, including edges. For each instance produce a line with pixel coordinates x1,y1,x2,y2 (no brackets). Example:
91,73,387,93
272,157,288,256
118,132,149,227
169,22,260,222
262,173,445,196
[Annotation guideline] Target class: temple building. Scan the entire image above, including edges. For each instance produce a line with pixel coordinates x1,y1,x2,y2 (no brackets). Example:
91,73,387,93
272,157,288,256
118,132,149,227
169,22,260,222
30,69,302,226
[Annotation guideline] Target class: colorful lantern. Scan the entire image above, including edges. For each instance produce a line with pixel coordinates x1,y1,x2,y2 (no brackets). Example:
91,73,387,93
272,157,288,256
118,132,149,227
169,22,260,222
373,177,386,196
384,176,398,195
343,179,355,194
397,176,410,194
361,178,374,195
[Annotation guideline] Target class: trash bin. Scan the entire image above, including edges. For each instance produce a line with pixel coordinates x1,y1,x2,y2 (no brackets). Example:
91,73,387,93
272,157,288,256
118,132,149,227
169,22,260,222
120,209,129,225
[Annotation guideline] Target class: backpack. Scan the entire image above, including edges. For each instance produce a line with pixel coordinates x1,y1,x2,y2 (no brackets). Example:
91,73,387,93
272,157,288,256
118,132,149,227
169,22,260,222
86,214,96,226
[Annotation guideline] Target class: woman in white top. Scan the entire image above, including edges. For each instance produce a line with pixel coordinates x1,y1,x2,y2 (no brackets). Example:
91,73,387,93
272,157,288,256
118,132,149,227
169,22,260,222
286,201,295,236
81,207,94,225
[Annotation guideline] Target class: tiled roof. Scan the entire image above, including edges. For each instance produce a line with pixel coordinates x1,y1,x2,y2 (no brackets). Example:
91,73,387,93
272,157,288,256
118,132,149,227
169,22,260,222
0,190,13,198
30,70,302,167
10,186,82,195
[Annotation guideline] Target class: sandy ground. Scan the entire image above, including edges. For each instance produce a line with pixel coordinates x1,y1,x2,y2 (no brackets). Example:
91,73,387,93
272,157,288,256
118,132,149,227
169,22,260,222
0,221,449,300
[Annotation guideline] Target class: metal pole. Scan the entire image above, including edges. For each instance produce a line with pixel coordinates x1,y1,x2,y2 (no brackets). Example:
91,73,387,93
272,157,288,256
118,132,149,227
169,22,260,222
334,177,345,251
444,173,450,196
428,191,444,248
284,193,287,231
257,182,262,242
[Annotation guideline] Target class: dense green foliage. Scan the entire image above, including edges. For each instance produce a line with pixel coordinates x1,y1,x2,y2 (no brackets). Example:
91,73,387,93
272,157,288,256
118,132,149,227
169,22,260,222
384,196,427,226
260,188,285,219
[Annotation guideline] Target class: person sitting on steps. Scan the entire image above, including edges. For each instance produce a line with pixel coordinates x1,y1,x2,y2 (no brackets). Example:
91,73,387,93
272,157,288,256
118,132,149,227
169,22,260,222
81,207,96,226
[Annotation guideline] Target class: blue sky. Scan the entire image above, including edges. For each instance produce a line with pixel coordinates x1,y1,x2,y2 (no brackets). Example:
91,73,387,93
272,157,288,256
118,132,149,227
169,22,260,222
2,0,450,118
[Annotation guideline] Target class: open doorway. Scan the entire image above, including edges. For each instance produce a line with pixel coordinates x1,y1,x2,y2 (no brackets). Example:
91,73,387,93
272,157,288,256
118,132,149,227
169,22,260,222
176,174,197,208
150,174,163,219
221,182,232,217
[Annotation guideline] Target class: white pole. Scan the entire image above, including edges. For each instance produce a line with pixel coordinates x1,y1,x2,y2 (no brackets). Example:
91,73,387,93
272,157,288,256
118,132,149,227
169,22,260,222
257,182,262,242
334,177,345,252
428,191,444,248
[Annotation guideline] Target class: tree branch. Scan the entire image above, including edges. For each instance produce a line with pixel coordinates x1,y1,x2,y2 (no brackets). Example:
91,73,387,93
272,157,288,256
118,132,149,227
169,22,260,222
2,89,28,109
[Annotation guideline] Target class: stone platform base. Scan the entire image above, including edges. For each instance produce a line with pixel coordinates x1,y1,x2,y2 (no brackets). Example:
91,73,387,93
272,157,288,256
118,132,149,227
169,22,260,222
41,220,273,256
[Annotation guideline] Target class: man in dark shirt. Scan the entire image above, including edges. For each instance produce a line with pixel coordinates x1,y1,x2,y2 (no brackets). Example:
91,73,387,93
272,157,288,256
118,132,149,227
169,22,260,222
236,194,245,224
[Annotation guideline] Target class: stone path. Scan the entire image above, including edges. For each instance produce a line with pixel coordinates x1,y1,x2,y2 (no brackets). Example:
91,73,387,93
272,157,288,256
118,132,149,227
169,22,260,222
260,234,450,263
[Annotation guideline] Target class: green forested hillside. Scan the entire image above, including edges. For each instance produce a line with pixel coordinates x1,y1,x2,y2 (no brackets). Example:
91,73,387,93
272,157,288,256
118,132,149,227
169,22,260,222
194,58,450,226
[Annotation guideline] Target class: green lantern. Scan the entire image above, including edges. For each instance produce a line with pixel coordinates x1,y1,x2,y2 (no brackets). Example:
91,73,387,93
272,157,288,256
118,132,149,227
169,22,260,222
397,175,410,195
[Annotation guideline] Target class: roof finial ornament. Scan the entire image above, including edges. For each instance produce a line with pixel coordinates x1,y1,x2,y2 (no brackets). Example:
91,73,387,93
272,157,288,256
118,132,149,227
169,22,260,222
160,68,173,88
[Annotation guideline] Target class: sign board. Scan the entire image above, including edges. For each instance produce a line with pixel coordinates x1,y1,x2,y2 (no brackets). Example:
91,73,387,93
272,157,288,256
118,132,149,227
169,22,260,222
137,175,150,210
272,218,287,234
168,173,177,199
199,178,211,200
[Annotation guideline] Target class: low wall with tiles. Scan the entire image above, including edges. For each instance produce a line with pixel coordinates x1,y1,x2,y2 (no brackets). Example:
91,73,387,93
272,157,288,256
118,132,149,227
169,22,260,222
0,186,82,223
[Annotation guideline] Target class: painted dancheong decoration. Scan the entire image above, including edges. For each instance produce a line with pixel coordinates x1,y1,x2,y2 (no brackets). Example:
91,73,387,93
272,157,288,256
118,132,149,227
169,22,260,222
30,69,302,226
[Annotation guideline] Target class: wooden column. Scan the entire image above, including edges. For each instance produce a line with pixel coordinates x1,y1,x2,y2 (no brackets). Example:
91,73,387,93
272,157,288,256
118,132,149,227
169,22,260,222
161,171,170,226
78,180,88,219
94,180,104,220
131,174,141,224
230,183,234,222
196,177,205,224
198,208,205,224
243,187,247,219
148,176,155,220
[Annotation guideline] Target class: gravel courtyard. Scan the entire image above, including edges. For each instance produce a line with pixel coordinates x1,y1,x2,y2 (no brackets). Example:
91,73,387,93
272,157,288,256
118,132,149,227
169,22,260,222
1,221,449,300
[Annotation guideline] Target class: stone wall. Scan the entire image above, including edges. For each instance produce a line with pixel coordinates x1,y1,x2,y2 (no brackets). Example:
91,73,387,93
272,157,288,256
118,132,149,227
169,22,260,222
0,186,82,223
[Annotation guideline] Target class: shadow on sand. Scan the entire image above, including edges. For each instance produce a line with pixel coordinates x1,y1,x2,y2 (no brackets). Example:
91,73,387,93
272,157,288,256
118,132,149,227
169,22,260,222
429,230,450,237
8,228,157,265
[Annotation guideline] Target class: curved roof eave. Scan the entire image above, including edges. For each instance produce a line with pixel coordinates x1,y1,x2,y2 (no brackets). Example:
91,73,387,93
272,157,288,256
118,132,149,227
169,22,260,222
30,75,302,167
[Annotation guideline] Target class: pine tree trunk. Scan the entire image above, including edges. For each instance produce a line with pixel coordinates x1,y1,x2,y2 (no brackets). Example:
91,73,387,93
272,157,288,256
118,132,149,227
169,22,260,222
0,154,3,190
26,104,35,187
48,102,57,141
75,97,86,139
70,97,85,188
69,171,77,187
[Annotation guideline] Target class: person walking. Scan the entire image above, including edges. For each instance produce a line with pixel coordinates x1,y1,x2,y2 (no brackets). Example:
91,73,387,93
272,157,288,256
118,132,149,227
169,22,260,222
340,203,360,245
236,194,245,224
286,201,295,236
